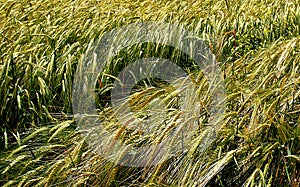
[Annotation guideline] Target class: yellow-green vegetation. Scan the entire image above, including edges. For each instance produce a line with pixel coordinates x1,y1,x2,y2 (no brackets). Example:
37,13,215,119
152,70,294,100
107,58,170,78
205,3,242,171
0,0,299,186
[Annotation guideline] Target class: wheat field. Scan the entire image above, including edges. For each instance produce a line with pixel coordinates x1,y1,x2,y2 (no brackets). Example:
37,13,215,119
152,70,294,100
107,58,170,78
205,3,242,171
0,0,299,186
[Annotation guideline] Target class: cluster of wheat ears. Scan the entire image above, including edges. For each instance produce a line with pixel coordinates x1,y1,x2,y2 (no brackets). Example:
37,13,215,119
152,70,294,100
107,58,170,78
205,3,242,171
0,0,299,186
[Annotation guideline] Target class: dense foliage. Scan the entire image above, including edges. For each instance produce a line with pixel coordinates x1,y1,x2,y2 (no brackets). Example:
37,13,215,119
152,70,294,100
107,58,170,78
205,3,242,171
0,0,299,186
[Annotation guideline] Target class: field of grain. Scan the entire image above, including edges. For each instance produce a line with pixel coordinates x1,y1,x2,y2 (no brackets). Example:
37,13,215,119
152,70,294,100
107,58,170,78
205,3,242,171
0,0,299,186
